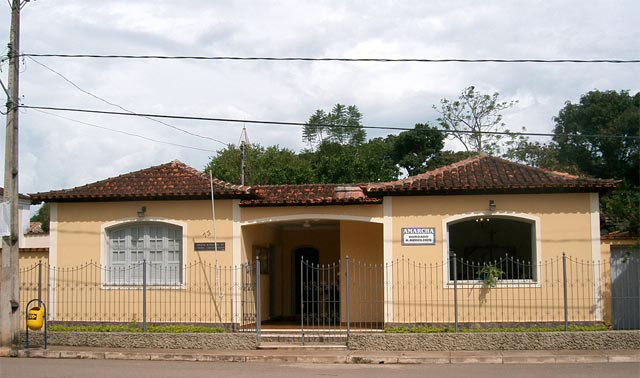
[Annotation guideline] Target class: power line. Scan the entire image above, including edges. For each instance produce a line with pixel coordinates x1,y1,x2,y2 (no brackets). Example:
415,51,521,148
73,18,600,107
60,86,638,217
31,108,218,153
19,54,640,64
26,56,229,146
19,104,640,140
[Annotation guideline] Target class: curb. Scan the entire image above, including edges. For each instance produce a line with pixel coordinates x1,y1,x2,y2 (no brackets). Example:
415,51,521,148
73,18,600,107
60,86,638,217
7,349,640,364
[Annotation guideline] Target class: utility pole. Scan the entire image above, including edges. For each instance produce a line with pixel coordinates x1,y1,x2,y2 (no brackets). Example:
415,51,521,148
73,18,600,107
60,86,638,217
1,0,22,348
239,126,248,186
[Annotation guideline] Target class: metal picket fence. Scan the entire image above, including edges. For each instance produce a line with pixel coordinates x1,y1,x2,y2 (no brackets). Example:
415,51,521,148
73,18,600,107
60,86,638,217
18,260,259,332
16,253,640,338
344,253,639,331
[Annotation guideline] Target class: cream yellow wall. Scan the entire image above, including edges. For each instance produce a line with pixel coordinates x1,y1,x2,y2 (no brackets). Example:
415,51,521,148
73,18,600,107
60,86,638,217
55,200,234,267
240,204,383,223
0,251,48,267
51,200,236,323
339,221,384,324
392,193,594,264
241,223,280,321
42,192,605,325
388,193,598,324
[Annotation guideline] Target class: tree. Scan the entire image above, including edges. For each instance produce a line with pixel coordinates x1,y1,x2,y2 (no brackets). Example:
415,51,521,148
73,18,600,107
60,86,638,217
204,144,313,185
504,89,640,235
601,182,640,236
552,90,639,185
433,86,518,154
309,138,398,184
503,139,583,175
251,146,314,185
389,123,445,176
423,150,478,172
303,104,366,149
30,203,50,233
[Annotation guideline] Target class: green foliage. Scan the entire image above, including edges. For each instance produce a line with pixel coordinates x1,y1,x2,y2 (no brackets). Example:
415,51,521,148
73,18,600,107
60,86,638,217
204,144,313,186
502,139,583,175
477,264,504,288
600,182,640,235
30,203,50,233
504,89,640,234
384,324,608,333
385,326,452,333
47,324,225,333
433,86,518,154
303,104,366,149
552,90,639,185
308,139,398,184
389,123,445,176
423,151,478,172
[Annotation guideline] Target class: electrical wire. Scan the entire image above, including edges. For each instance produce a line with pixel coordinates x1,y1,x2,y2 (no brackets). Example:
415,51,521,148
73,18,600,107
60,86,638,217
20,53,640,64
31,108,219,153
27,56,229,146
19,104,640,140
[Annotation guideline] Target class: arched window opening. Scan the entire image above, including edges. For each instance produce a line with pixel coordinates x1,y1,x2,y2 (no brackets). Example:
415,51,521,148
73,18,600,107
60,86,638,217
107,222,183,285
448,216,536,281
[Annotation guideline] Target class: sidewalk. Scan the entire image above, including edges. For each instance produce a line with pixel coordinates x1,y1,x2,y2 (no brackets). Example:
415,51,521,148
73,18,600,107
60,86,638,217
2,346,638,365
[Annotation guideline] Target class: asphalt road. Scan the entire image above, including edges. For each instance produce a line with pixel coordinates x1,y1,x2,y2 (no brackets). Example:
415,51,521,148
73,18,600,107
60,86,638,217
1,358,639,378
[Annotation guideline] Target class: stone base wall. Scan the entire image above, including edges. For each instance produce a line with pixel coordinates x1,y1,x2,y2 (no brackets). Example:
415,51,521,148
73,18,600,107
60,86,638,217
348,331,640,351
22,331,256,350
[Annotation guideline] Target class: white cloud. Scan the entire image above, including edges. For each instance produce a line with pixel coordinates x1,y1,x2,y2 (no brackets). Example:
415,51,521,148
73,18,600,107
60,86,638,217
0,0,638,194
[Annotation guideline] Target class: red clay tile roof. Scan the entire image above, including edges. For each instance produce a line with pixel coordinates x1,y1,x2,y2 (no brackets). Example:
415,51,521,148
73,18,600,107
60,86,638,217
28,222,47,235
601,230,639,241
0,248,49,253
0,187,31,200
241,185,381,207
29,155,619,205
29,160,250,203
365,154,619,195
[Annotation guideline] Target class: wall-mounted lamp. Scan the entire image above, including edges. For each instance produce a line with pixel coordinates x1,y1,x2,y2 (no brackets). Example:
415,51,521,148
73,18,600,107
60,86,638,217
489,200,496,212
137,206,146,218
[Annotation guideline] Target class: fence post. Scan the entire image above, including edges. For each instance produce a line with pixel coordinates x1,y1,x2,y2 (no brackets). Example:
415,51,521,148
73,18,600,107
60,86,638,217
143,260,147,333
345,256,350,338
452,252,458,332
37,260,42,302
300,257,304,346
562,253,568,332
255,256,261,346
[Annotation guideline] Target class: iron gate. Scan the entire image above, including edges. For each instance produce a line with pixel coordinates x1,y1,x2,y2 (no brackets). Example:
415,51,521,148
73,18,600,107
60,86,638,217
611,246,640,330
240,260,260,340
300,258,345,344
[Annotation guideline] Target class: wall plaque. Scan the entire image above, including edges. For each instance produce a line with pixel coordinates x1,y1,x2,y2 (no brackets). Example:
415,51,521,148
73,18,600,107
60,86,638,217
194,242,225,251
401,227,436,245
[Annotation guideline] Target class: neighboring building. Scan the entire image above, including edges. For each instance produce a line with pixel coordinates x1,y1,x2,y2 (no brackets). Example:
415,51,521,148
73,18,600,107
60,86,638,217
0,186,32,238
0,187,49,264
28,154,620,326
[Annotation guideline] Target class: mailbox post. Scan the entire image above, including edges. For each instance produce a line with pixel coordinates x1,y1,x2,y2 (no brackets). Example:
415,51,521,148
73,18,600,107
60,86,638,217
25,299,47,350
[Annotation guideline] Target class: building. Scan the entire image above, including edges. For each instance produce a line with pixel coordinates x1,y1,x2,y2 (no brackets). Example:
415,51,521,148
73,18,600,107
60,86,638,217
0,187,49,261
27,154,622,328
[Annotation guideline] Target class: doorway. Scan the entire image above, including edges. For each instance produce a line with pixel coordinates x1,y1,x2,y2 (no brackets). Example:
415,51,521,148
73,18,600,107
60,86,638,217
293,247,319,316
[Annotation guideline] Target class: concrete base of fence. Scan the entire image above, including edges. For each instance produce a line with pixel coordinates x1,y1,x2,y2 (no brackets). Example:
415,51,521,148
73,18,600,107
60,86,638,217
21,331,257,350
347,331,640,351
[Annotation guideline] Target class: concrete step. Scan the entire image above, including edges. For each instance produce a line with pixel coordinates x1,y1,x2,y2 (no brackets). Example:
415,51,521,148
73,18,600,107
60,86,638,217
260,336,346,343
258,342,348,351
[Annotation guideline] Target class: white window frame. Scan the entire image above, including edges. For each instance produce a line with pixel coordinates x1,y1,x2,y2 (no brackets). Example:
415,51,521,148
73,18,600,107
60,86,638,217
442,211,542,288
100,217,187,288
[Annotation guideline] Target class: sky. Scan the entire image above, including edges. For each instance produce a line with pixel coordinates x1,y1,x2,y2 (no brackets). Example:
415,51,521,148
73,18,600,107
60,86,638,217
0,0,639,196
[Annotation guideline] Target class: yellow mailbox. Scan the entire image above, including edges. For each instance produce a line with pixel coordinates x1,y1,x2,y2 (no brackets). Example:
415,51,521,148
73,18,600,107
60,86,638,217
27,307,45,331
